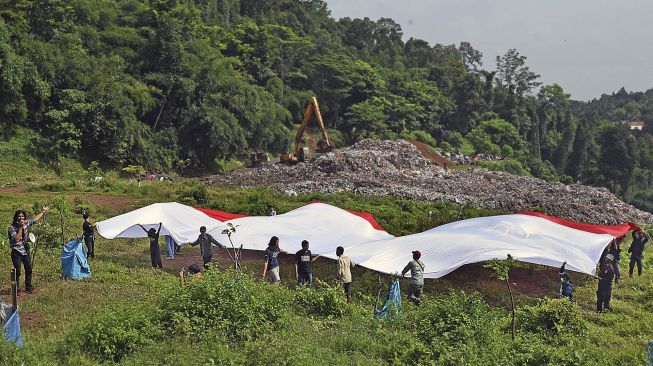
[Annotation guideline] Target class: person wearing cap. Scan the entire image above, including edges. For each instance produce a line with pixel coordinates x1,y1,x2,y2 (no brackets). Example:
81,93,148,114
336,246,356,302
559,261,574,301
629,229,649,277
8,206,49,293
597,254,615,312
191,226,225,269
401,250,425,305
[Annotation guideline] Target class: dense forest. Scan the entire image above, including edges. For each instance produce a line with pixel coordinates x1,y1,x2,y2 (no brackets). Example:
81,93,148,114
1,0,653,209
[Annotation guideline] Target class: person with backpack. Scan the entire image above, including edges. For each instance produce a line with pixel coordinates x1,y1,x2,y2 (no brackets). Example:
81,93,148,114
401,250,425,305
559,261,574,301
629,229,649,277
138,223,163,269
336,246,356,302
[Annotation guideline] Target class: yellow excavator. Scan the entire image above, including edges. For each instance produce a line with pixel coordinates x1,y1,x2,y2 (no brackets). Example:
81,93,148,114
280,97,334,164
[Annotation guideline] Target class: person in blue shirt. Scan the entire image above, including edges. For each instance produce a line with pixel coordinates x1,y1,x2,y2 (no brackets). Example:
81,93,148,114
262,236,287,283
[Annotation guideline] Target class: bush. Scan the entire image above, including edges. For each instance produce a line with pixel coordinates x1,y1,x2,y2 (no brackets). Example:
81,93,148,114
120,165,145,178
407,291,505,363
78,306,161,362
160,270,291,342
515,298,587,344
293,281,349,317
178,183,210,204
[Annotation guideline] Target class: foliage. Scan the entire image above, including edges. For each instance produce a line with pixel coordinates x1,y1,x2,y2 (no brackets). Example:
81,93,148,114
293,280,349,317
120,165,146,178
76,306,162,362
160,269,291,342
515,298,587,344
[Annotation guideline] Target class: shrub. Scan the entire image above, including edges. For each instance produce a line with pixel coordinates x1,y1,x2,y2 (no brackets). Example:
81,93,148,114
78,306,161,362
515,298,586,344
178,183,210,204
120,165,145,178
160,270,291,342
293,281,349,317
407,291,505,363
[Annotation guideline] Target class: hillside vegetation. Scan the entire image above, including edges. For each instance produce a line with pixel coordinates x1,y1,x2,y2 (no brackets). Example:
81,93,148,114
2,0,653,210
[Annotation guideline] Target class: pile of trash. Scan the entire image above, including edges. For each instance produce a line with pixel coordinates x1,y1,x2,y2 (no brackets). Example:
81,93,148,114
203,139,653,225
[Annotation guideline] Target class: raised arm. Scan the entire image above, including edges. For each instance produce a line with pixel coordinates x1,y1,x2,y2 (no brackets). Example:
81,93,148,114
138,224,149,234
559,261,566,274
156,222,162,235
33,206,49,222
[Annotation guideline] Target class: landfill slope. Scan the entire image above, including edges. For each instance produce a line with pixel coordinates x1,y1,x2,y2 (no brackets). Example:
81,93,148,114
203,139,653,225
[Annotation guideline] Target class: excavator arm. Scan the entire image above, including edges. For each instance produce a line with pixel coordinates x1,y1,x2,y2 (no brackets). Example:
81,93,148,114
294,97,333,157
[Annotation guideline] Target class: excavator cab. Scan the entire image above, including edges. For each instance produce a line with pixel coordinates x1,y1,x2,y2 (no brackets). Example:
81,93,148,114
281,96,334,164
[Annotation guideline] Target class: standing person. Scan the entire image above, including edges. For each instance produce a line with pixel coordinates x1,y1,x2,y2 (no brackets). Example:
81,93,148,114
82,212,95,258
401,250,425,305
164,235,176,260
190,226,225,268
262,236,288,283
597,254,615,312
629,229,649,277
8,206,49,293
608,237,623,283
138,223,163,269
336,246,356,302
295,240,319,286
266,205,277,216
559,261,574,301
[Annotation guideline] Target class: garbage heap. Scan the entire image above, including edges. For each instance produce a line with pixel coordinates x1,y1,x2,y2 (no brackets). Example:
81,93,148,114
203,139,653,225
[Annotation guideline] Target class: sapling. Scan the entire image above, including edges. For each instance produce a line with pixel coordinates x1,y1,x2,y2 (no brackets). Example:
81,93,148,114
484,254,517,341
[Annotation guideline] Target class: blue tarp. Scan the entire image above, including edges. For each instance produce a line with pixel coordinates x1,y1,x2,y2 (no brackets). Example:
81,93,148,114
3,309,22,346
61,237,91,279
374,279,402,319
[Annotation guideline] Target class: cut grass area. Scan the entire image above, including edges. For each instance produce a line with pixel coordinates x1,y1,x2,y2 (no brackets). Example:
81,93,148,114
0,183,652,364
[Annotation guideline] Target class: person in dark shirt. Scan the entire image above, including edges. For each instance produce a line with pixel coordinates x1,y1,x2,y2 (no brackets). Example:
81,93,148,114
597,254,615,312
559,261,574,301
262,236,287,283
191,226,225,268
138,223,163,269
82,212,95,258
629,230,649,277
8,206,49,293
608,237,623,283
295,240,319,286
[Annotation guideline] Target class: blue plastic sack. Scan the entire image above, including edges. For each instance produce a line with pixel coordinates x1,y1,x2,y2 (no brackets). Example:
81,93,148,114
374,279,402,319
3,309,22,346
61,237,91,279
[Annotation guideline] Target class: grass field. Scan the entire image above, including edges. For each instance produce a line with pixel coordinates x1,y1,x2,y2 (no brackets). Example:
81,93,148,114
0,178,651,365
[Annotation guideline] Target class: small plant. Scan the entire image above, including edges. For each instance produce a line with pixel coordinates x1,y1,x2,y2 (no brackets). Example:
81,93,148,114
51,195,69,246
221,223,242,270
484,254,517,341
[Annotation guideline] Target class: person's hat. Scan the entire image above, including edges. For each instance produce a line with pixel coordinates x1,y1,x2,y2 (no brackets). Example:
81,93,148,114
605,254,614,261
412,250,421,257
